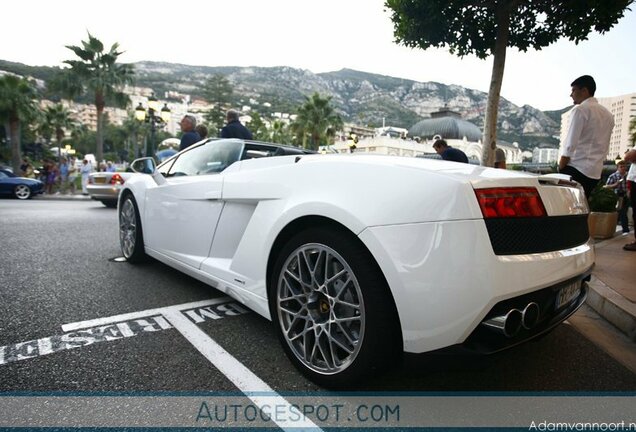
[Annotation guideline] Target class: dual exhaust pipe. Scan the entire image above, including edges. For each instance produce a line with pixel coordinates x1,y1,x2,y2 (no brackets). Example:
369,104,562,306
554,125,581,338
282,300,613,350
482,302,540,338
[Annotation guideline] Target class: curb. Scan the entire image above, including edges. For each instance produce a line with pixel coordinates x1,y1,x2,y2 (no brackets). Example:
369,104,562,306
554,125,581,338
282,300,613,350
586,276,636,341
35,194,92,201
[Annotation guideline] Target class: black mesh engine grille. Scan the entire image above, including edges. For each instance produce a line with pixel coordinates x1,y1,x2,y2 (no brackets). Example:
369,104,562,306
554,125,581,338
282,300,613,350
484,214,589,255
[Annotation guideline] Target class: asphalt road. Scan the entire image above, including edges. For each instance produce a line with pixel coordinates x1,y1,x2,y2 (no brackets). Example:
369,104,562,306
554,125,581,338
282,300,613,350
1,199,635,394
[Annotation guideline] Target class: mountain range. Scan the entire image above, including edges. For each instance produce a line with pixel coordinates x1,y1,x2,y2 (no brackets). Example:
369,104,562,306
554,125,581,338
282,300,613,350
1,59,568,151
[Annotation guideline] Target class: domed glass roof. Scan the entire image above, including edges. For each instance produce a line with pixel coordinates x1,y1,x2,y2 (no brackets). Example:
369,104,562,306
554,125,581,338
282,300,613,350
408,110,482,142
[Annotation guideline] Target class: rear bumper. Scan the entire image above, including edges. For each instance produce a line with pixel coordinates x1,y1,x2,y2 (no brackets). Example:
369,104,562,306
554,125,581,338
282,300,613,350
359,220,595,354
86,185,121,201
458,273,590,354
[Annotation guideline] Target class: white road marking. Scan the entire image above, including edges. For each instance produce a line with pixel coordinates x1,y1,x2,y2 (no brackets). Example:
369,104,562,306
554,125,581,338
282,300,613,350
62,297,231,332
27,296,322,430
162,309,319,430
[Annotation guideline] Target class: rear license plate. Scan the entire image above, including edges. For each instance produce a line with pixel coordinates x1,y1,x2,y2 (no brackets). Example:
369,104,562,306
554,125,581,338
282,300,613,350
556,281,581,309
94,177,106,184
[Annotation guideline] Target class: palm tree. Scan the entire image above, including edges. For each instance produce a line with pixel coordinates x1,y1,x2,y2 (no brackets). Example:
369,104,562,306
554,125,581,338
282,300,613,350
270,119,293,144
629,117,636,146
62,32,134,163
0,75,38,173
43,103,76,161
291,93,343,150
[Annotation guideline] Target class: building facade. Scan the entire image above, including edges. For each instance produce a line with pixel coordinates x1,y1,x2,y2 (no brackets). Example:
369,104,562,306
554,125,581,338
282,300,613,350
532,147,559,164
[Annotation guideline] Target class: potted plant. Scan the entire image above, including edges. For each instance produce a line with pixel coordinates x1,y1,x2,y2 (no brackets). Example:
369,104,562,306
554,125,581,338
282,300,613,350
587,183,618,239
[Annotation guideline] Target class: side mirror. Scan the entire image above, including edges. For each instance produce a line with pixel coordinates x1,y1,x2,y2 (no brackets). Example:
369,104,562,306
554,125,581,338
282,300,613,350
131,157,156,174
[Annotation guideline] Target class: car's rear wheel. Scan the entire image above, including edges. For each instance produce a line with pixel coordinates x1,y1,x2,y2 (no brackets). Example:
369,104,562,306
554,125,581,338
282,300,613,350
118,194,146,263
270,226,401,388
14,184,31,200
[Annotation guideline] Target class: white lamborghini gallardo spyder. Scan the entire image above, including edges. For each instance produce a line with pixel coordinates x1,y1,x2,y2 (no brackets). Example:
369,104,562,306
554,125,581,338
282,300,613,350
118,138,594,387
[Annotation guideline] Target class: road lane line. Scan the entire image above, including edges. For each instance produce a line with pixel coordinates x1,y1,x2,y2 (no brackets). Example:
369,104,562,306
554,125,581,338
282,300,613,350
61,297,231,332
161,308,320,430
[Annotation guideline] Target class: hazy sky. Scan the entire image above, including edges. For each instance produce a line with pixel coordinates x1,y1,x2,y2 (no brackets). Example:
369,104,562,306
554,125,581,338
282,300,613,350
2,0,634,111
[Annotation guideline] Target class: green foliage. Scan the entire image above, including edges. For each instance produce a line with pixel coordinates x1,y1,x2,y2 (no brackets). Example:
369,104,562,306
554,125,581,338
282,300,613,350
42,103,77,145
62,32,135,162
202,74,234,134
0,75,39,171
386,0,633,166
588,184,618,212
385,0,633,59
248,112,270,141
270,119,293,144
291,93,343,150
205,106,226,136
202,74,233,106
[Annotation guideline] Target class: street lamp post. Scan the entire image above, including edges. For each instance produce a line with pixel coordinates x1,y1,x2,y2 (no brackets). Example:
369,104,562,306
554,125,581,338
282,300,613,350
135,93,171,159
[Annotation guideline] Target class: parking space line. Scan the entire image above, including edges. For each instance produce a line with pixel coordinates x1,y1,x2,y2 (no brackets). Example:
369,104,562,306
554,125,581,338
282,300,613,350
161,309,319,430
60,297,321,430
61,297,231,332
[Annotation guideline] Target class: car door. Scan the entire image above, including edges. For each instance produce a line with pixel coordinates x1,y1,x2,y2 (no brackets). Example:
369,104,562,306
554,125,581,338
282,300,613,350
143,140,244,269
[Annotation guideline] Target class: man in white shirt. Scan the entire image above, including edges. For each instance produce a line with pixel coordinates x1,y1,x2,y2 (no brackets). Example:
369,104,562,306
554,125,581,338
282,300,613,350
558,75,615,198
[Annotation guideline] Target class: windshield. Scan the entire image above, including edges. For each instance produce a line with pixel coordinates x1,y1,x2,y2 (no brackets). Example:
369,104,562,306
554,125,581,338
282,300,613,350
166,139,245,177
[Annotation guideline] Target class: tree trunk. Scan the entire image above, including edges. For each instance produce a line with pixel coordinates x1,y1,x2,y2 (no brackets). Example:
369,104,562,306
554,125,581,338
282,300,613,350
481,5,512,167
95,92,105,164
9,117,21,174
57,129,64,163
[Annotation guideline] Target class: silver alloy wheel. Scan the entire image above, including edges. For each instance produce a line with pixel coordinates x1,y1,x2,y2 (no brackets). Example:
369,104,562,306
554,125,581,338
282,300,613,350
15,184,31,199
119,198,137,259
277,243,365,375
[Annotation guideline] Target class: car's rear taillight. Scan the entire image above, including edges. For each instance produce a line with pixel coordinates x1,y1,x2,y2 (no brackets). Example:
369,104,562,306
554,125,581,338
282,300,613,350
110,173,124,185
475,187,546,218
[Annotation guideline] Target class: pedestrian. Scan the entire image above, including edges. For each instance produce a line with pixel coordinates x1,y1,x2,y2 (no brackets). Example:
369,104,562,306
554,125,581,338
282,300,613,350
68,156,78,194
432,138,468,163
80,158,92,195
558,75,615,199
220,109,253,140
106,161,116,172
59,157,70,193
622,148,636,251
604,160,629,234
178,115,201,151
195,124,208,140
20,158,35,178
494,147,507,169
45,161,58,194
20,158,29,177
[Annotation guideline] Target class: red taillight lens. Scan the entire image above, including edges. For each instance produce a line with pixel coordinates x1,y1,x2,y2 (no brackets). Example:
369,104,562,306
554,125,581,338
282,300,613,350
475,187,546,218
110,173,124,185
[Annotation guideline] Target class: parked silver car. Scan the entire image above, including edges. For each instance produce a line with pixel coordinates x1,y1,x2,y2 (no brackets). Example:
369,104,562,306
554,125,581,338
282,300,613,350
86,171,134,208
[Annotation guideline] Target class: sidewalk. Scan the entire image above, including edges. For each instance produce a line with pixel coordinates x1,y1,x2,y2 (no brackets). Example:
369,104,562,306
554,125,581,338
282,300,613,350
587,232,636,341
36,192,636,340
37,193,92,201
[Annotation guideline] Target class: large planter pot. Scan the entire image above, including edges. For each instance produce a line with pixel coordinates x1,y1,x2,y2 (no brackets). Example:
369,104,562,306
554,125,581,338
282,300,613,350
588,211,618,239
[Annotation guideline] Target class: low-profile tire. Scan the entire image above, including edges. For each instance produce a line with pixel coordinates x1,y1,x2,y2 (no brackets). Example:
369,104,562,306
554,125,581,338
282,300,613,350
14,184,31,200
101,200,118,208
269,226,402,388
118,193,147,263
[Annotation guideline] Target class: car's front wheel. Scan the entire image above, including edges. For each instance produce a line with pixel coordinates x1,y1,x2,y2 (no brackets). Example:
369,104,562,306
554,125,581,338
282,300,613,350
270,226,401,388
14,184,31,200
118,194,146,263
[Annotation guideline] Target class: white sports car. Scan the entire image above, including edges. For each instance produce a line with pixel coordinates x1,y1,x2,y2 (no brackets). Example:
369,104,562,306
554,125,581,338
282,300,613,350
118,138,594,387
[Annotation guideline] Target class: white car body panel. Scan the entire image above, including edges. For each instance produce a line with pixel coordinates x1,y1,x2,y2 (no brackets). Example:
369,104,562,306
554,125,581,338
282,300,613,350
121,140,595,355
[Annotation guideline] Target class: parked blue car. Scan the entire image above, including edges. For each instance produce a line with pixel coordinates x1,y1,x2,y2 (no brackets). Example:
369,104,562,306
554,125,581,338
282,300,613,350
0,169,44,200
